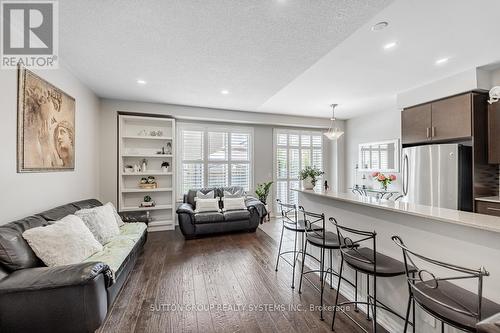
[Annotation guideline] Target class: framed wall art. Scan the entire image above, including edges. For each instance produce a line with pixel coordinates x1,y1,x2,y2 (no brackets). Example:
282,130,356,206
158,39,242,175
17,67,76,172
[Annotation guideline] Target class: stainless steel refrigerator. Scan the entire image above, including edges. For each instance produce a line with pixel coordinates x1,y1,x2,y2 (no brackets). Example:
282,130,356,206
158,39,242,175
401,144,472,211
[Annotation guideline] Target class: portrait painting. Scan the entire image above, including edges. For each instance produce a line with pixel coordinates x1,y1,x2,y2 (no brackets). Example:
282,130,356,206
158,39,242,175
17,67,76,172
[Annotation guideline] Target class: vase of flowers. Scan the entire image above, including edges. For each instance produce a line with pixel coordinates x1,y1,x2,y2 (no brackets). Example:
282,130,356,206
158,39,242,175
372,172,396,191
299,166,325,190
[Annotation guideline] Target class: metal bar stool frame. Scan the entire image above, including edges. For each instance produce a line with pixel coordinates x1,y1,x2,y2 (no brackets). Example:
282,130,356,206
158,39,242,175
331,218,413,333
275,199,315,289
297,207,357,321
392,236,490,333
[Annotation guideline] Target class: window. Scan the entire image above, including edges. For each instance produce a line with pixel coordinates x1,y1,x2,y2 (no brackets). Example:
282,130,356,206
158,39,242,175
177,123,253,197
274,129,323,209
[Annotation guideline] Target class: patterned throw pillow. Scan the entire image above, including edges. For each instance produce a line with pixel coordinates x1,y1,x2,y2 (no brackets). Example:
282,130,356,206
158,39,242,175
223,189,245,198
106,202,125,227
196,190,214,199
75,204,120,245
222,197,247,211
22,215,103,267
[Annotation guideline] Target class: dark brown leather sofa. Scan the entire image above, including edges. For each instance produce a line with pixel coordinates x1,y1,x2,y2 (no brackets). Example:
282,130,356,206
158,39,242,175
0,199,147,333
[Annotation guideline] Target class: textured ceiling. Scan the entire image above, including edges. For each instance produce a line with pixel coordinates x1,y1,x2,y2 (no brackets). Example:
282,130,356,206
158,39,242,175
59,0,393,115
259,0,500,118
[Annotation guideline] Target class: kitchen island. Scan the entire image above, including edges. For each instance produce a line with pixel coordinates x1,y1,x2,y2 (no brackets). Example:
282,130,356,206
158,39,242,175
294,188,500,332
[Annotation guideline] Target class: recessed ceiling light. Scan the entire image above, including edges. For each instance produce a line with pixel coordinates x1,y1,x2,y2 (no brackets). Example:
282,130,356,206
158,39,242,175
383,41,398,50
371,21,389,31
136,79,147,85
435,57,449,65
221,89,229,95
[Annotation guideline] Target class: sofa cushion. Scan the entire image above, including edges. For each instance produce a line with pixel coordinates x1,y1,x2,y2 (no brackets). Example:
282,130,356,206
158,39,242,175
0,216,48,271
71,199,103,210
22,215,103,267
223,210,250,221
38,203,78,221
84,223,147,277
194,212,224,224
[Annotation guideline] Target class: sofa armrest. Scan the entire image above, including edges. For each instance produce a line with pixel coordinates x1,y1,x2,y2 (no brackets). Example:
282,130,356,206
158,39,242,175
245,197,267,218
477,313,500,333
177,203,195,215
0,262,113,293
0,262,110,333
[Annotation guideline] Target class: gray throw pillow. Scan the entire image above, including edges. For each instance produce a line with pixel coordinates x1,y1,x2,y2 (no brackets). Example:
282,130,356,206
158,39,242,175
196,190,214,199
224,189,244,198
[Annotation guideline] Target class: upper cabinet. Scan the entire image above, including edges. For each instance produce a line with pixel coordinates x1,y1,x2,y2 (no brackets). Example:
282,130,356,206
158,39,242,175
431,94,472,141
488,102,500,164
401,93,472,145
401,103,431,144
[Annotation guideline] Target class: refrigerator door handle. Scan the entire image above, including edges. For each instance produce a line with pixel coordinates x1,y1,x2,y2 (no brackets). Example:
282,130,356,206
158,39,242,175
403,154,409,196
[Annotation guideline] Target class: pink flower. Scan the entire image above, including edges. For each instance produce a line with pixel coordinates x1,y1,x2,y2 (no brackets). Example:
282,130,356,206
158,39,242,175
389,174,397,181
371,172,379,178
377,174,386,181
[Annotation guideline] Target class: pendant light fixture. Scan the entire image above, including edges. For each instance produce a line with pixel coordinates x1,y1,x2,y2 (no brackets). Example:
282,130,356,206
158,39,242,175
324,104,344,140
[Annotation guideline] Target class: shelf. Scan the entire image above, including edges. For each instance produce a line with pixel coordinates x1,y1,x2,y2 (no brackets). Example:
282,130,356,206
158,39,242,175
120,205,173,212
121,171,173,176
122,187,172,193
148,220,174,227
121,115,174,123
122,135,172,140
122,154,173,158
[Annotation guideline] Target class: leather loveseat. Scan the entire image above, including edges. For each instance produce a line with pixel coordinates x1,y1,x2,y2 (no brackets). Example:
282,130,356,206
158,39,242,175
0,199,147,333
176,186,267,239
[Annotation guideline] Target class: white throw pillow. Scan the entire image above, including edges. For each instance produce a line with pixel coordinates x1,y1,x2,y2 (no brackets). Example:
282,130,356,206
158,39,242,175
75,204,120,245
106,202,125,227
222,197,247,211
22,215,103,267
194,197,221,213
196,190,214,199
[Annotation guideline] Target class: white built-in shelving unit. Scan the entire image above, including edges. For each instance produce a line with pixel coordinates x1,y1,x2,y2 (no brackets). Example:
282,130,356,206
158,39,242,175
118,114,176,232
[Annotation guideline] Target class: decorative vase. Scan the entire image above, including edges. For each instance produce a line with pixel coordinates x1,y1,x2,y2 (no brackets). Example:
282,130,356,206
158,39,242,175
302,177,315,190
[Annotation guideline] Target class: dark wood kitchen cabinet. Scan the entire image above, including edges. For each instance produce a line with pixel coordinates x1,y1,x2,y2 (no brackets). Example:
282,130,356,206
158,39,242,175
489,102,500,164
431,94,472,141
401,92,473,145
401,103,432,144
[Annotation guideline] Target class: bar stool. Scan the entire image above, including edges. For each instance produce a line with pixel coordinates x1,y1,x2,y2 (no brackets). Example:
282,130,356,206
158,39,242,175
297,207,357,321
331,218,415,332
392,236,500,333
275,199,322,289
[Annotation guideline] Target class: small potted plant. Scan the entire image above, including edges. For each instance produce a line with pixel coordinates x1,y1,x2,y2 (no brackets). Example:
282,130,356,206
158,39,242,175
255,181,273,221
255,181,273,205
141,195,155,208
299,166,324,190
161,161,170,172
371,172,396,191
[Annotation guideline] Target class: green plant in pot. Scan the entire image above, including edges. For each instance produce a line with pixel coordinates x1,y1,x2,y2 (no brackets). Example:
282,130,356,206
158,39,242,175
255,181,273,205
299,166,324,190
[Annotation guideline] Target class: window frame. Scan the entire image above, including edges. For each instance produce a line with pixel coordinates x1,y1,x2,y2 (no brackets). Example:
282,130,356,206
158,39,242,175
177,122,254,199
273,128,324,211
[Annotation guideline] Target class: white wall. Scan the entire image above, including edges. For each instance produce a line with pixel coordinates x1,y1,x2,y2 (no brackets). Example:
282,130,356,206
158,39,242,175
344,68,495,194
0,65,100,224
344,109,402,192
99,98,339,206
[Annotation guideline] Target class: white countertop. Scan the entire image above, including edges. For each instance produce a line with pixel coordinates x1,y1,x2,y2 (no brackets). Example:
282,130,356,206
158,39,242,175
294,188,500,233
475,196,500,203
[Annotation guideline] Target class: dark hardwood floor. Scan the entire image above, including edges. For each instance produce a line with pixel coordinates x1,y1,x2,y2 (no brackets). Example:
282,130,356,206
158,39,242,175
97,228,383,333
